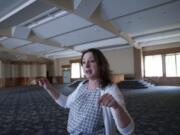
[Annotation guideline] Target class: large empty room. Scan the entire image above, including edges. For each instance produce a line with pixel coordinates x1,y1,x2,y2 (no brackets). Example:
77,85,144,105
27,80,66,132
0,0,180,135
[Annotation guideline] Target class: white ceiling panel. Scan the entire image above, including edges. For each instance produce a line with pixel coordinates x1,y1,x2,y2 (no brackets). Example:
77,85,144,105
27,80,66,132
112,0,180,36
0,0,55,28
0,0,29,19
135,29,180,42
40,48,65,55
18,43,59,54
52,25,116,46
101,0,171,20
33,14,93,39
46,50,81,58
0,38,31,49
140,36,180,47
74,37,127,51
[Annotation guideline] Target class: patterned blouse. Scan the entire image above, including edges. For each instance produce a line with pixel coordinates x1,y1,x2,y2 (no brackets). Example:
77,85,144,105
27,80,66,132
67,82,105,135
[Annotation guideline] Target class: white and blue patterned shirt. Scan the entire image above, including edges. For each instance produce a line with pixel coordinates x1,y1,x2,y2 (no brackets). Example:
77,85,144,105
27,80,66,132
55,82,135,135
67,82,105,135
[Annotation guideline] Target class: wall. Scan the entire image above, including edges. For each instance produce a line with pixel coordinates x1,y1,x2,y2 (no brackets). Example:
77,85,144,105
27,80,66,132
53,47,134,76
53,56,80,76
51,57,80,84
0,61,47,87
103,47,134,75
133,48,143,79
52,47,134,83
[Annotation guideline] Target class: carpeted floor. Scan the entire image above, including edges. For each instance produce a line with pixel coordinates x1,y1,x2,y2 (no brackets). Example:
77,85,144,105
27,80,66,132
0,85,180,135
123,86,180,135
0,86,69,135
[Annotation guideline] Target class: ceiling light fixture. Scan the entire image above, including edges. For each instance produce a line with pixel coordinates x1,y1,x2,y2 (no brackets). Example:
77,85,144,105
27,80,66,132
0,0,37,23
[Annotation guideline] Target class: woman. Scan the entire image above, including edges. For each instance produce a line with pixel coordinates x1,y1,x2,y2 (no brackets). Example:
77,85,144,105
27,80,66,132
38,48,134,135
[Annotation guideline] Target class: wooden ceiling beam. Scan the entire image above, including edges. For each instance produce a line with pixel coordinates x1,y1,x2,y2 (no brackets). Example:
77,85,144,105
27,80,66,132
45,0,141,49
0,27,79,57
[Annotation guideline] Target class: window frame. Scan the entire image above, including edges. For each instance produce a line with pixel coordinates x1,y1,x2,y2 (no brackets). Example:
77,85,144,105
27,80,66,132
143,51,180,78
165,53,180,77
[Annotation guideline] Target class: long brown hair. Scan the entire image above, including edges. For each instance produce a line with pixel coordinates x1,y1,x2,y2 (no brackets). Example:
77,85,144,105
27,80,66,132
81,48,112,88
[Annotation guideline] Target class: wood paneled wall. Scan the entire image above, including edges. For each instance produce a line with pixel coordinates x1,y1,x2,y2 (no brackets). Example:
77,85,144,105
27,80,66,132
0,77,44,87
144,77,180,86
0,61,48,88
112,74,124,83
52,76,63,84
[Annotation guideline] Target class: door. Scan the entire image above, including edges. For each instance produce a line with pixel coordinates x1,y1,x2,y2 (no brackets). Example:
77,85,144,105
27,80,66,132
63,69,71,84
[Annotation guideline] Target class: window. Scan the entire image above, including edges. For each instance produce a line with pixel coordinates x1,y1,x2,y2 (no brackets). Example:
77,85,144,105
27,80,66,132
177,54,180,76
144,55,163,77
80,66,84,78
71,62,84,79
165,53,180,77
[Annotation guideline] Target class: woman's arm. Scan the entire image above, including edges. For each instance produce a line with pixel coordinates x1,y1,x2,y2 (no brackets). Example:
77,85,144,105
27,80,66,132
38,78,68,107
99,85,134,134
38,79,84,108
99,93,131,127
112,104,134,135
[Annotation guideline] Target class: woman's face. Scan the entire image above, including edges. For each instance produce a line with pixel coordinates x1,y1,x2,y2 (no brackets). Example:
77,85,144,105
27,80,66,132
82,52,99,80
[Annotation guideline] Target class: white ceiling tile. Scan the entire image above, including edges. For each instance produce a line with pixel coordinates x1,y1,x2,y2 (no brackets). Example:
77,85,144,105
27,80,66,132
74,37,127,51
33,14,92,38
40,48,65,55
1,38,31,48
0,0,55,28
52,25,116,46
135,29,180,42
112,1,180,36
46,50,81,58
140,36,180,47
18,43,59,54
0,0,29,20
100,0,171,20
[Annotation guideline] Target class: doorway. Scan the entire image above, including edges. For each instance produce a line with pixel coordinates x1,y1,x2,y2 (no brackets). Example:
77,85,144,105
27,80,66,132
63,69,71,84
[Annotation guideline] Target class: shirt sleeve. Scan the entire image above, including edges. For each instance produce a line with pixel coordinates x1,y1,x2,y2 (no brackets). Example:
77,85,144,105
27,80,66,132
55,94,67,107
55,82,83,108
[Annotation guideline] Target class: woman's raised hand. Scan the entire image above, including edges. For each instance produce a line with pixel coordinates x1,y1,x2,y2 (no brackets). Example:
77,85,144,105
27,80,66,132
37,78,52,91
37,78,60,100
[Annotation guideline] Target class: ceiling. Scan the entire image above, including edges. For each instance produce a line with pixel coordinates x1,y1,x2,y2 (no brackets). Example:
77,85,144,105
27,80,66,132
0,0,180,61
